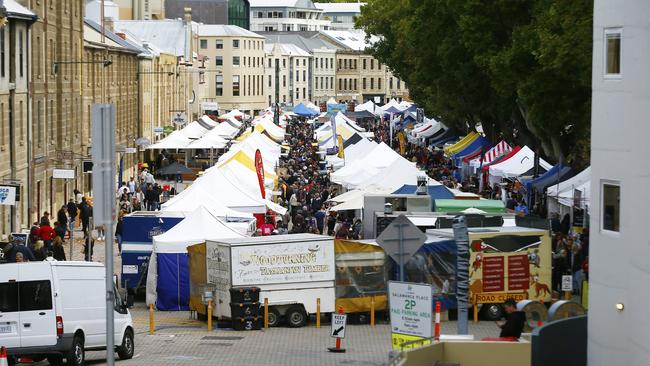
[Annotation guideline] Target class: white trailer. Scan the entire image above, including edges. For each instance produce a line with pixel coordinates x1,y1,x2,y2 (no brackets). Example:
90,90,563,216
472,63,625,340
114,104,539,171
205,234,335,327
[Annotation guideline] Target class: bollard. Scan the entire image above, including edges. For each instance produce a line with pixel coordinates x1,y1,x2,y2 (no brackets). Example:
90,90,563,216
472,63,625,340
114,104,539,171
564,291,571,300
149,304,154,335
370,296,375,327
316,298,321,328
264,298,269,329
434,301,441,341
207,299,213,332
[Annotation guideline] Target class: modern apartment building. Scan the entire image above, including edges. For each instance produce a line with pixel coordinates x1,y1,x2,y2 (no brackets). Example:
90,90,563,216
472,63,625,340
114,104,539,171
0,0,36,235
589,0,650,365
313,2,363,31
165,0,250,29
249,0,330,32
198,24,266,115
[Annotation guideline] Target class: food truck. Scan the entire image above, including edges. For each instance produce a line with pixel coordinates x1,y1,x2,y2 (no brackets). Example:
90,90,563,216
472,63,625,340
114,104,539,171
425,226,552,320
188,234,335,327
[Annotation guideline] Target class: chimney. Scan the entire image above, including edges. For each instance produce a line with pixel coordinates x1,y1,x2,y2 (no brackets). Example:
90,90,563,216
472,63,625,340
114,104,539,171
183,7,192,25
104,17,114,32
116,32,126,40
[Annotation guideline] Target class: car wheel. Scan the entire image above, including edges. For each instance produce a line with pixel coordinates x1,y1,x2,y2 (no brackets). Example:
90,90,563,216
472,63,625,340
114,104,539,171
66,335,85,366
481,304,504,321
266,307,281,327
286,306,307,328
47,354,64,365
117,329,135,360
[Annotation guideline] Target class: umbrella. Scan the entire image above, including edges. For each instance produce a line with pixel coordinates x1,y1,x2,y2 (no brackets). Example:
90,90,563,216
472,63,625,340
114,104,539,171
154,162,194,175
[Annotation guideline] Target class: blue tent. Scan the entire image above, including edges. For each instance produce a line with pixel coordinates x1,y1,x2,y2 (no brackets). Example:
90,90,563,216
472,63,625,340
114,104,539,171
524,164,573,193
384,106,404,114
156,253,190,311
452,136,491,166
429,128,459,147
392,184,455,200
293,102,319,117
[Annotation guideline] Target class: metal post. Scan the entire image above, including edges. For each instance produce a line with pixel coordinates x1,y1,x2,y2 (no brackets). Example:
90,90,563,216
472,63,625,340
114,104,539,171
69,217,74,261
207,299,213,331
316,298,321,328
92,104,116,366
452,215,469,335
398,224,404,281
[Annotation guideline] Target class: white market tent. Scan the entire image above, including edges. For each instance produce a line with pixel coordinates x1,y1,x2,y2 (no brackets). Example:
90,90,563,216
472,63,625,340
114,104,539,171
160,189,254,221
355,100,381,116
306,102,321,113
488,146,552,182
179,121,210,139
147,130,193,149
146,205,245,309
211,121,240,139
546,166,591,214
349,156,427,191
326,137,378,169
331,142,399,187
163,166,286,215
328,186,393,211
186,128,228,149
413,118,443,138
326,97,338,105
220,109,249,120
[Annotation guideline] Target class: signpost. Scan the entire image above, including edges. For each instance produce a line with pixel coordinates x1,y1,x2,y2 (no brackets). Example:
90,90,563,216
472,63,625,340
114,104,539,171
328,308,347,353
452,215,470,335
172,111,187,126
91,104,116,366
52,169,75,179
375,214,427,281
562,275,573,300
389,281,433,350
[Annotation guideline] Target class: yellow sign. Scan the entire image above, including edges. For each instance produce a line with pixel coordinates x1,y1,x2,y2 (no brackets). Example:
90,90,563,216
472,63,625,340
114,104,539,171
391,333,431,350
398,132,406,156
473,292,527,304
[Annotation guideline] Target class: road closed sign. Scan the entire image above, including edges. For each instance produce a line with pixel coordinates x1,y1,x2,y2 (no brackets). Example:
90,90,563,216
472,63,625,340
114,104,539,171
389,281,433,349
330,314,347,339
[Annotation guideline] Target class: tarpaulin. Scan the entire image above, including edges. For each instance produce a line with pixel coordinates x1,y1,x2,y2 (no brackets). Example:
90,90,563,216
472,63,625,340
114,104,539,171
335,239,388,313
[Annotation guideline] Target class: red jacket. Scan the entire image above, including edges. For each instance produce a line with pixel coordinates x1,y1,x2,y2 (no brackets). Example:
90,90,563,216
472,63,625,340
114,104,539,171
38,225,56,241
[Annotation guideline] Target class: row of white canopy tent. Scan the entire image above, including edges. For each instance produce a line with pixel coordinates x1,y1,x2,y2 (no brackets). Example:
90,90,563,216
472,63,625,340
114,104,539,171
488,146,552,185
147,115,243,150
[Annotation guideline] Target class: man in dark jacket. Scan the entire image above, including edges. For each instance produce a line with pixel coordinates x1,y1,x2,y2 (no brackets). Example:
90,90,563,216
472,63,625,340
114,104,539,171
67,198,78,229
497,299,526,338
79,197,92,235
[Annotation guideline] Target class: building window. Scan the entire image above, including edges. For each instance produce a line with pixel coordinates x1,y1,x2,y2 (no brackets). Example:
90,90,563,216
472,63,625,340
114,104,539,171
338,59,341,70
233,56,240,66
283,59,286,68
362,78,366,89
338,79,342,91
257,11,263,18
200,39,207,49
353,59,357,69
389,77,393,89
353,79,357,90
282,75,286,87
303,88,306,99
232,75,240,96
216,56,223,66
344,59,348,69
363,59,366,69
331,77,334,89
602,182,620,232
605,28,621,77
18,30,24,77
233,39,240,48
344,79,347,90
295,70,299,82
268,58,272,68
216,75,224,96
397,79,401,89
378,78,382,90
370,78,374,89
216,40,224,49
0,28,5,78
303,70,306,82
303,59,306,67
370,59,374,70
268,75,272,87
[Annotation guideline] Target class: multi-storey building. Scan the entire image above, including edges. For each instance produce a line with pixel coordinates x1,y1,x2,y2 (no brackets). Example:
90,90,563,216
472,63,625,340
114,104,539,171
318,29,409,104
313,2,363,31
0,0,36,235
250,0,330,32
198,24,266,115
28,0,86,226
114,0,166,20
264,42,310,107
589,0,650,365
165,0,250,29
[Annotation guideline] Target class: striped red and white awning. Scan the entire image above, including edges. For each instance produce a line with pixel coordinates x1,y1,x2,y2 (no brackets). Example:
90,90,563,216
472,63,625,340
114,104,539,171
482,140,512,164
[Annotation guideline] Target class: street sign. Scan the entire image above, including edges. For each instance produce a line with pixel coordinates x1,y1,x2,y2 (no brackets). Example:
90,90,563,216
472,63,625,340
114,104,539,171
153,127,164,135
53,169,75,179
91,104,116,226
0,186,17,206
330,314,347,339
125,147,137,154
172,112,187,126
561,275,573,292
376,214,427,280
389,281,433,350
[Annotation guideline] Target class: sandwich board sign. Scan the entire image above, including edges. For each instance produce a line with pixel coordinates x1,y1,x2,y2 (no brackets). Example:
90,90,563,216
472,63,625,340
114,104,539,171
389,281,433,350
330,314,347,339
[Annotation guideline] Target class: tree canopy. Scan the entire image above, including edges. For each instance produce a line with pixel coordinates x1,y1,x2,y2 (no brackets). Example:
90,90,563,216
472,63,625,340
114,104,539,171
356,0,592,166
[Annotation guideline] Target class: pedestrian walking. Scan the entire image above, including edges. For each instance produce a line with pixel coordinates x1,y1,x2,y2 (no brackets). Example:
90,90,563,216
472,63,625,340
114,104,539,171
116,213,124,254
38,219,56,250
52,236,66,261
79,197,93,235
67,198,78,231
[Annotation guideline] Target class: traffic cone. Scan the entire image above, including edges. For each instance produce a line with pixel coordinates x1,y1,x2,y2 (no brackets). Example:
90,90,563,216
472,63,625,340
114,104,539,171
0,346,8,366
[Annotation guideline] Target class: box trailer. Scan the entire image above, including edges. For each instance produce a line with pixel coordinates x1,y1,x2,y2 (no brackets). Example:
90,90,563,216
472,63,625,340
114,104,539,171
188,234,335,327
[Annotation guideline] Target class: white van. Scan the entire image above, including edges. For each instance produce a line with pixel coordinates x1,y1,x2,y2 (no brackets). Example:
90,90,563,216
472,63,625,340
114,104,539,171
0,261,135,366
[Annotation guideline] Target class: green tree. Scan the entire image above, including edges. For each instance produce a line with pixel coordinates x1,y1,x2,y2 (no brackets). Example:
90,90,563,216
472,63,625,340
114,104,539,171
357,0,592,166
